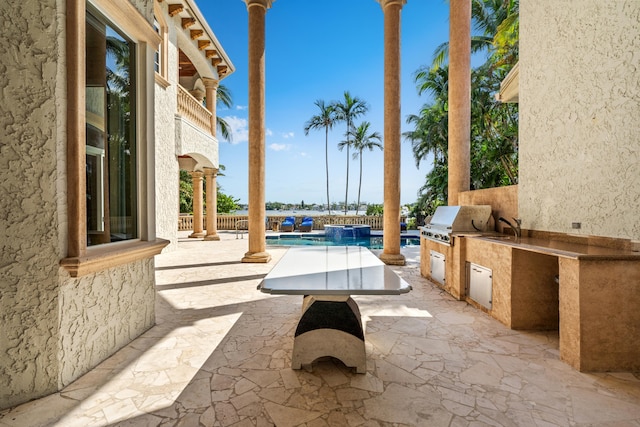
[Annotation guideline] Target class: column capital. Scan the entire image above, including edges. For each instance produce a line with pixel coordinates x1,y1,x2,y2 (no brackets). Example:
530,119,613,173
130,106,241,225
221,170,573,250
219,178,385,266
244,0,274,10
376,0,407,10
202,77,219,90
189,170,204,179
203,167,219,177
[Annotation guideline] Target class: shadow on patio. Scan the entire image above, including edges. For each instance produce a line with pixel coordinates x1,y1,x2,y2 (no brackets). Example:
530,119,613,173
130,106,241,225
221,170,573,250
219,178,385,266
1,231,639,426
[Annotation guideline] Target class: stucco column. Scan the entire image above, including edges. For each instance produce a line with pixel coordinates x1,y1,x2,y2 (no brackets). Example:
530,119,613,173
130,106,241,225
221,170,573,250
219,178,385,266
379,0,406,266
242,0,272,263
189,171,205,238
448,0,471,205
204,167,220,241
203,77,218,136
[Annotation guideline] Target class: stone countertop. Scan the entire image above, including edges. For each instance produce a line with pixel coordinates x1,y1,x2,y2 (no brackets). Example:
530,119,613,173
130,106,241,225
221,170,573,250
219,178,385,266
468,234,640,260
258,246,412,295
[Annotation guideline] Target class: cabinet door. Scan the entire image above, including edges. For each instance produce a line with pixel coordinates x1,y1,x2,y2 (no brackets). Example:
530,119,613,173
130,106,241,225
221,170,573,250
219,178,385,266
430,250,445,285
468,263,492,309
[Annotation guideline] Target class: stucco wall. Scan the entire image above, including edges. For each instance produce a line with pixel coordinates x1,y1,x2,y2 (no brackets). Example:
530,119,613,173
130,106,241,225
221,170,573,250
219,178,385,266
0,0,63,408
519,1,640,240
0,0,160,410
154,13,180,250
58,260,156,385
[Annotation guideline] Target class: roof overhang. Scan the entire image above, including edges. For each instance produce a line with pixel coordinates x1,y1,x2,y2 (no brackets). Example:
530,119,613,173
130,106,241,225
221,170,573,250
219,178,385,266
167,0,235,81
496,62,519,103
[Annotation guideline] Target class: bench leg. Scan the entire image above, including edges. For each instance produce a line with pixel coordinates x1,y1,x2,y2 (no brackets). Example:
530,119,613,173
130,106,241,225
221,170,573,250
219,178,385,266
291,296,366,373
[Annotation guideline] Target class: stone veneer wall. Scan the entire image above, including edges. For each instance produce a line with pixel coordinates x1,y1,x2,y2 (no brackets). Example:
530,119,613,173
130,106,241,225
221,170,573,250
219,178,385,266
519,1,639,240
0,0,158,410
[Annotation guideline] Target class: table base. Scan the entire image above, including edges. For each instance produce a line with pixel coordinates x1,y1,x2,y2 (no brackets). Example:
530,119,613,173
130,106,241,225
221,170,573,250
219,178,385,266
291,296,366,373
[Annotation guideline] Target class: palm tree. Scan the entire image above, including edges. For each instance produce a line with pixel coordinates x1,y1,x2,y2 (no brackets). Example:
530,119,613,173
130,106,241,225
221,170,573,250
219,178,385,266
304,100,337,214
342,122,382,215
333,91,368,214
431,0,519,70
216,84,233,142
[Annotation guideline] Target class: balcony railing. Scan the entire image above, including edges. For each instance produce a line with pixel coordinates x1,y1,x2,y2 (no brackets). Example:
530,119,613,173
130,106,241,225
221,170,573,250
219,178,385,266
177,85,213,135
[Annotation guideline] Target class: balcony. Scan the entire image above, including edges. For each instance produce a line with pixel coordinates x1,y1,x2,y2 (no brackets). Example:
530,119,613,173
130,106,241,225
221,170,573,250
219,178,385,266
175,84,217,165
177,84,213,136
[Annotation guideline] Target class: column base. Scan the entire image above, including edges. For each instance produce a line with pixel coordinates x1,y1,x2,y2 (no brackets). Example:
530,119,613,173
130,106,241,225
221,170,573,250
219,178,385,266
242,251,271,263
189,232,206,238
204,233,220,241
380,252,406,266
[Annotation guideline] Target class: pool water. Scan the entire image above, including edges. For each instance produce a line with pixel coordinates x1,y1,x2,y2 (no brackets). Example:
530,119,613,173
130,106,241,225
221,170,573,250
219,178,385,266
266,234,420,249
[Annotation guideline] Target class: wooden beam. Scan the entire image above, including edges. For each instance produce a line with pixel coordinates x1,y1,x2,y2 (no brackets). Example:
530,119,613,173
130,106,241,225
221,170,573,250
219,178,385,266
168,4,183,17
181,18,195,29
205,49,218,59
211,58,222,66
217,65,227,75
190,29,203,40
198,40,210,50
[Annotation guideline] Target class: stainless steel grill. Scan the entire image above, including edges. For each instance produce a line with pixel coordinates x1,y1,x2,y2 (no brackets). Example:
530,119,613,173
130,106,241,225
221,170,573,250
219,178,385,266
421,205,492,246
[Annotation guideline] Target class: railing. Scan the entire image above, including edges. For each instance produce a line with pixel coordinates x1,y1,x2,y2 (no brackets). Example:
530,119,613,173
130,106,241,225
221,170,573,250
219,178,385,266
178,215,406,231
176,85,213,135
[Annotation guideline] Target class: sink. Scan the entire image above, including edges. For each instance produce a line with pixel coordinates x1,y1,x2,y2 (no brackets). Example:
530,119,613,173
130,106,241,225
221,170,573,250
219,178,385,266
483,235,516,241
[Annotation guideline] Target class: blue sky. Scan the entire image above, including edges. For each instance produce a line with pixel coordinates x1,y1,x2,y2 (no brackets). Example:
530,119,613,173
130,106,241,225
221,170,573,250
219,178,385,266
200,0,451,206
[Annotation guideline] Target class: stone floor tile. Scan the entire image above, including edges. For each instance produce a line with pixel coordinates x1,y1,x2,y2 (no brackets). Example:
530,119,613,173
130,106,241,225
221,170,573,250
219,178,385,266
2,232,640,426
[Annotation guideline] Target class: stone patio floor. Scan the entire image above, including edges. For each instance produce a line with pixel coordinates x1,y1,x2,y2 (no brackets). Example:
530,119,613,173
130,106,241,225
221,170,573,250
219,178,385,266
2,231,640,426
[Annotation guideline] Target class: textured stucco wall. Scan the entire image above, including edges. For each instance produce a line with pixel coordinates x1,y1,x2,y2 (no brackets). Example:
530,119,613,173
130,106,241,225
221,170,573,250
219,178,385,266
0,0,63,409
520,1,640,240
58,260,156,385
0,0,160,411
155,6,180,250
175,117,219,167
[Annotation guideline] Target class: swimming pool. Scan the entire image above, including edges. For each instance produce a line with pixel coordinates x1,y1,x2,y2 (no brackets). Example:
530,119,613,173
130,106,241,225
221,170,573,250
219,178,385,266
266,234,420,249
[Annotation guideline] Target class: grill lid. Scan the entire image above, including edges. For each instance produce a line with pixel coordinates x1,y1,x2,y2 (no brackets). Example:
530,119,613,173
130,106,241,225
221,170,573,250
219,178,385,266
427,205,492,232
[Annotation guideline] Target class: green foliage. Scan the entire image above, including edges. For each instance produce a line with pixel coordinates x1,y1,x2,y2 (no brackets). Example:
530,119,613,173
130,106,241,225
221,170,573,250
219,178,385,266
406,0,519,216
179,170,193,214
366,204,384,216
333,91,369,214
179,169,239,214
216,191,240,214
304,100,338,213
343,121,382,215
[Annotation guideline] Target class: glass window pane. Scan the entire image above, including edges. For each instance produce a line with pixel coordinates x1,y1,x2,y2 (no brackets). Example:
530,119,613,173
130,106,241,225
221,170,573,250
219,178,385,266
86,8,137,246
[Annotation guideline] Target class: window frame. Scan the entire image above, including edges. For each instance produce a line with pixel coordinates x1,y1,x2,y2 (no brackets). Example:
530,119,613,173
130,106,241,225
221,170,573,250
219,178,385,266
153,2,170,88
62,0,167,277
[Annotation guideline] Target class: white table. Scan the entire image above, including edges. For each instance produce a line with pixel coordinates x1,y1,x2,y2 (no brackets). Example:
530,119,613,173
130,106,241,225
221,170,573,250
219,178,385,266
258,246,412,373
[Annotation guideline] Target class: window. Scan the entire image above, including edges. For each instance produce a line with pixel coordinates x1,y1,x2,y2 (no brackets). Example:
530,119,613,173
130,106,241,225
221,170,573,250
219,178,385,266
153,17,161,74
62,0,167,277
86,8,137,246
153,3,169,86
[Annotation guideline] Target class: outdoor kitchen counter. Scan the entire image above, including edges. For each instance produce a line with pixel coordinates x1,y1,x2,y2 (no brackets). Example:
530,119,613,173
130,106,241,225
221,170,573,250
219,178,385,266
471,235,640,260
464,233,640,372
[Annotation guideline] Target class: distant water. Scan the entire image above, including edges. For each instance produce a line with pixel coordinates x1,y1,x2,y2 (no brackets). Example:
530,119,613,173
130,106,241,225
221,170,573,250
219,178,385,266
233,209,367,217
233,209,367,216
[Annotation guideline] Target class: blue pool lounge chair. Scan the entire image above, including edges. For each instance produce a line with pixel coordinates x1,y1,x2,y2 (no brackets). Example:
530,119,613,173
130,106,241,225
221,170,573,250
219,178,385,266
299,216,313,232
281,216,295,232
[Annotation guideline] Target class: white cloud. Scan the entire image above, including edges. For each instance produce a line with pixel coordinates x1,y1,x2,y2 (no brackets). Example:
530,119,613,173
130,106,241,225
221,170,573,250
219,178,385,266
266,128,273,137
269,143,289,151
298,151,309,157
235,105,247,111
221,115,248,145
282,132,295,139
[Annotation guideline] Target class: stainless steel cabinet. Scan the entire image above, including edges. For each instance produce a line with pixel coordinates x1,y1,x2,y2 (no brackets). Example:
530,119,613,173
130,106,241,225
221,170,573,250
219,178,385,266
430,250,445,285
468,262,492,309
